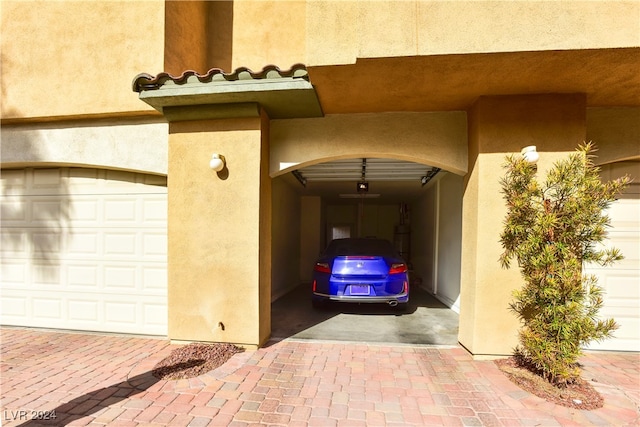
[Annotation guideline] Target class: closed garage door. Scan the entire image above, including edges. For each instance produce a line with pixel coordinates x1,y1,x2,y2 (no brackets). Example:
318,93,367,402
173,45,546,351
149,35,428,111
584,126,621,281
1,168,167,335
584,196,640,352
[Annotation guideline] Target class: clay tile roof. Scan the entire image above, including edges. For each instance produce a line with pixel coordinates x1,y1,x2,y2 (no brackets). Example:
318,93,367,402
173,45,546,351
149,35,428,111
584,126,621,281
132,63,309,92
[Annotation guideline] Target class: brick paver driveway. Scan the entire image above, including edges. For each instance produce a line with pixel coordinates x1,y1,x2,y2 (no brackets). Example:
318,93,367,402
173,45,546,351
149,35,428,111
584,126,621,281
1,327,638,426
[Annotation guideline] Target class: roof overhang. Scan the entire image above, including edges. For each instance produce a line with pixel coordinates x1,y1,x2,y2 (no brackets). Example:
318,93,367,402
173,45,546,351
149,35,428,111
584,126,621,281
132,64,323,120
307,47,640,113
133,48,639,121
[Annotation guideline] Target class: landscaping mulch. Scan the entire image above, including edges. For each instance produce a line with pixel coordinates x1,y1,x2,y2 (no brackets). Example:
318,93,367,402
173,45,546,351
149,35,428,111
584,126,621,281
152,342,244,380
495,357,604,410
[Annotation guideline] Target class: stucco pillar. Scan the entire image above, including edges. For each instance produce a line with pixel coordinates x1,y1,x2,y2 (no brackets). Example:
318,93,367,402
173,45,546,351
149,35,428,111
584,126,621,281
459,94,587,357
167,109,272,348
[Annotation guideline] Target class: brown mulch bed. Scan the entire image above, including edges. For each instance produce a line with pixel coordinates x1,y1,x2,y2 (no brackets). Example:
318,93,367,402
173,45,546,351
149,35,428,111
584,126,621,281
152,342,244,380
495,357,604,410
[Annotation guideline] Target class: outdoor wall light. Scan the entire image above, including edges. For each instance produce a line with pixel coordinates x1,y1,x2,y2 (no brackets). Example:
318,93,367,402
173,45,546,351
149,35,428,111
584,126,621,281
209,154,226,172
521,146,539,164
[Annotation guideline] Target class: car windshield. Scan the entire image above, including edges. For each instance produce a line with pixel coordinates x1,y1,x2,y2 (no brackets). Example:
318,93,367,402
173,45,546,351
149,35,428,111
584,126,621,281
323,238,397,257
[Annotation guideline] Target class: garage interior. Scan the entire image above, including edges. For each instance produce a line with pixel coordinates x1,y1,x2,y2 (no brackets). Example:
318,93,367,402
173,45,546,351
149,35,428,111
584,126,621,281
270,157,462,345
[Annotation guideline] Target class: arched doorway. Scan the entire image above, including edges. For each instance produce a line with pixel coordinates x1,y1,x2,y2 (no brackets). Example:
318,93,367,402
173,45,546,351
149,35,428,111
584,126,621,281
270,154,463,345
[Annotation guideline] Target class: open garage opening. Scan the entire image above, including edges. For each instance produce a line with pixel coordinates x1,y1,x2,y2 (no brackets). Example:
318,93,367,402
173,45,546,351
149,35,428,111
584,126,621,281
270,157,462,345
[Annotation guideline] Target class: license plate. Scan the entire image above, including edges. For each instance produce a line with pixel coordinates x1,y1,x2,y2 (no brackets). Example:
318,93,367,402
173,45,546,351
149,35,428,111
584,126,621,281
350,284,369,295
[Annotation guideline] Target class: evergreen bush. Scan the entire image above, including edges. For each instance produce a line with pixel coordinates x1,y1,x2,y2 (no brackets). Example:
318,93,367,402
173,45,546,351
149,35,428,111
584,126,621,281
499,142,630,386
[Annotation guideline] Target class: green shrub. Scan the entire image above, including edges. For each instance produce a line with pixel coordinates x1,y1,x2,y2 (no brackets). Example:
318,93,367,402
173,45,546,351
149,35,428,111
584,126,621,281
499,142,630,386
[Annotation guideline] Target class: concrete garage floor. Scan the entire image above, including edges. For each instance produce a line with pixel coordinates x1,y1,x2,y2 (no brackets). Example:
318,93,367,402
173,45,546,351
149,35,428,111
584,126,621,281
271,284,459,345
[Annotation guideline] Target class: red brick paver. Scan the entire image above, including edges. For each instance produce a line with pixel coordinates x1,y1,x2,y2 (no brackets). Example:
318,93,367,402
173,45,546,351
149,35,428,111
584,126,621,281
1,327,638,426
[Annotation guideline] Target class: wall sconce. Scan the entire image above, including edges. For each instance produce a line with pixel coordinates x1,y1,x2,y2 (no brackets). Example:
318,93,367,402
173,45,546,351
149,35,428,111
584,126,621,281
209,154,226,172
521,146,539,164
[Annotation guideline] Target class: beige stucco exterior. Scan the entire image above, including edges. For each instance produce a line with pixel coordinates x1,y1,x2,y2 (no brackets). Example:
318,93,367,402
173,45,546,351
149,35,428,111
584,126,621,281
1,1,638,355
304,1,640,67
3,1,638,121
587,108,640,165
270,112,468,176
166,113,271,348
460,94,589,355
0,120,168,174
1,1,164,121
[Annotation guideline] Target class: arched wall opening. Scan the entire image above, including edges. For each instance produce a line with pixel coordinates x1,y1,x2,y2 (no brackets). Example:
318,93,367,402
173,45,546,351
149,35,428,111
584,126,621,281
268,112,467,344
269,112,469,178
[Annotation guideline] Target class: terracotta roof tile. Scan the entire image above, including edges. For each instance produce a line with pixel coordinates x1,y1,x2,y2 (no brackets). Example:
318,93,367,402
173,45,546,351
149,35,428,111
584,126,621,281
132,64,308,92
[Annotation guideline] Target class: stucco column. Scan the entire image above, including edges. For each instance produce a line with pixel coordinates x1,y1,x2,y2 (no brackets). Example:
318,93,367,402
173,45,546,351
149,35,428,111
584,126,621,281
459,94,587,357
167,109,272,348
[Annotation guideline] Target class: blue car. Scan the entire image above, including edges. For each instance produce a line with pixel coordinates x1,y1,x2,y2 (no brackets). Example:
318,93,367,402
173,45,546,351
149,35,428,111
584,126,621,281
312,238,409,309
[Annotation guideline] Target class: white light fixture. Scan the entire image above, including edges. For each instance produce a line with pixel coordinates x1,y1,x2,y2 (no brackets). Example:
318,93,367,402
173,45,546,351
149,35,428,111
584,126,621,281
209,154,226,172
521,146,539,164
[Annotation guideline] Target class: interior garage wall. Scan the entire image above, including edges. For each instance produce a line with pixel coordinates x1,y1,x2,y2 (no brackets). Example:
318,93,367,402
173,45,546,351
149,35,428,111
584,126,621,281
434,173,463,312
361,205,398,242
412,186,436,294
300,197,322,283
325,203,400,242
412,172,463,312
271,177,301,300
325,204,357,239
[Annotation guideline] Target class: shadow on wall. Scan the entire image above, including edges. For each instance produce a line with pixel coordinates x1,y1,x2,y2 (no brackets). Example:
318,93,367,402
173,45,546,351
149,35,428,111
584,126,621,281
2,51,72,271
164,1,234,74
1,122,72,278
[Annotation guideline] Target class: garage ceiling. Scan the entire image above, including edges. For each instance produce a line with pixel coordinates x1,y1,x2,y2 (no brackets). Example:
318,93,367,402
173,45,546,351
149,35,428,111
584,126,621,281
288,158,439,202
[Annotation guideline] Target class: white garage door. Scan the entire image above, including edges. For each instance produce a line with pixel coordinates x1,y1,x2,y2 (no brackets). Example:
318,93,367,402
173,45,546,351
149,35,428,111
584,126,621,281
584,196,640,352
1,168,168,335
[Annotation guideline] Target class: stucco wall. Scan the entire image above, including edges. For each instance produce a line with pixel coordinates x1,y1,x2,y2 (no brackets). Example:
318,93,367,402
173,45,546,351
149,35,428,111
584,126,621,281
231,0,307,72
166,115,271,347
0,121,168,175
459,94,588,356
164,1,208,74
587,107,640,165
271,176,301,300
270,112,468,177
224,1,640,69
1,1,165,120
4,1,637,120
